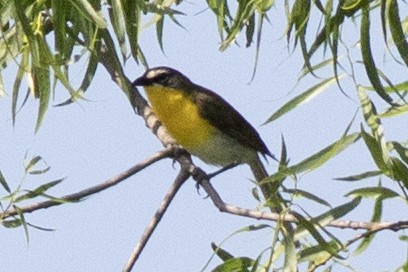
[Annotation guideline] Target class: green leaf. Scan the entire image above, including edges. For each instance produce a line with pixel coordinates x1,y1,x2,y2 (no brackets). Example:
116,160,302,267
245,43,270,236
283,223,297,272
400,235,408,242
123,0,141,63
387,0,408,67
28,166,51,175
108,0,127,60
2,218,23,228
286,188,331,207
293,212,343,258
346,186,399,200
207,0,228,40
51,0,69,61
0,170,11,193
360,126,389,174
33,65,50,132
14,205,29,242
245,13,255,48
334,170,382,181
391,142,408,165
14,178,65,203
211,242,234,261
68,0,106,28
298,242,333,263
265,75,343,124
12,49,29,126
360,2,394,104
263,132,360,186
212,257,254,272
220,0,257,51
389,157,408,188
379,104,408,118
299,58,335,79
25,156,42,173
156,15,165,52
364,80,408,93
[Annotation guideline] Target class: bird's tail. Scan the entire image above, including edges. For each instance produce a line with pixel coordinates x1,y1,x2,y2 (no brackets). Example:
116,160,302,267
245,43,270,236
249,155,274,200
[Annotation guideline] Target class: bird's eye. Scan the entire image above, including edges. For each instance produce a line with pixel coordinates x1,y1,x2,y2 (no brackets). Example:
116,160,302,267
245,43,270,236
156,73,171,84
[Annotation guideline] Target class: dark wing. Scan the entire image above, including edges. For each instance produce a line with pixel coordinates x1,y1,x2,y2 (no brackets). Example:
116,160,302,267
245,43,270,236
192,85,273,157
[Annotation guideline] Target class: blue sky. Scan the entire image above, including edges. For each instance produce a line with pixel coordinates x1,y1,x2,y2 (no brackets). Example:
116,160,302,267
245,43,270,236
0,1,407,271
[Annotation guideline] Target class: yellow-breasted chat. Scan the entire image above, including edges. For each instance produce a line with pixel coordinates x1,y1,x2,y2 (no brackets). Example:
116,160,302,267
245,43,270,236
132,67,274,187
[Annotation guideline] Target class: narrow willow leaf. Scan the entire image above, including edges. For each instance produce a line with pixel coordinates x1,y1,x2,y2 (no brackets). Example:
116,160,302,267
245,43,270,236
341,0,363,12
108,0,127,60
29,166,51,175
34,65,50,132
68,0,106,28
358,87,391,168
299,58,335,79
360,3,394,104
364,80,408,93
380,0,387,43
51,0,68,60
250,253,262,272
12,49,29,126
283,225,297,272
287,0,311,42
307,2,349,63
2,218,23,228
245,13,255,47
14,206,29,243
298,243,333,263
156,16,165,52
212,257,254,272
206,0,227,39
391,142,408,165
334,170,382,181
0,170,11,193
263,132,360,185
379,104,408,118
56,34,101,107
345,186,399,200
388,0,408,67
291,0,312,71
358,86,380,132
265,75,343,124
279,134,288,169
79,45,99,93
220,0,256,51
286,188,331,207
360,126,389,173
354,198,382,255
25,155,42,173
293,212,343,258
14,178,65,203
123,0,140,62
211,242,234,261
389,157,408,188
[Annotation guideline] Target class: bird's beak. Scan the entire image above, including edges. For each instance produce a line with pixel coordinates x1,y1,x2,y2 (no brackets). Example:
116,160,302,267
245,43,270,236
132,76,147,86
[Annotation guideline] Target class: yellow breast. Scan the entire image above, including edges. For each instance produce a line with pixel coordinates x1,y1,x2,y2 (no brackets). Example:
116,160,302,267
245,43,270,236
144,85,215,150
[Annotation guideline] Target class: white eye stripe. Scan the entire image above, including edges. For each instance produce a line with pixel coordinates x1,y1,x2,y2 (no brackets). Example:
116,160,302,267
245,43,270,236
146,68,169,79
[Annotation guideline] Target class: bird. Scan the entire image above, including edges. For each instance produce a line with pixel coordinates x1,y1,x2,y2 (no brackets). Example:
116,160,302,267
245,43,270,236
132,66,274,185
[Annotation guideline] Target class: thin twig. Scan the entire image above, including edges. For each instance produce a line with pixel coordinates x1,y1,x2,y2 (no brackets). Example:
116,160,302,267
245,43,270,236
190,168,408,231
0,149,173,219
123,167,190,272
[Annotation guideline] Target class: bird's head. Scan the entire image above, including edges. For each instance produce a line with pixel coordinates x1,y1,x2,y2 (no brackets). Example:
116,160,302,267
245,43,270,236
132,67,190,89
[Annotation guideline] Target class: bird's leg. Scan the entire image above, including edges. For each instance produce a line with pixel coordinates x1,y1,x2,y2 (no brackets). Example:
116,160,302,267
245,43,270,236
207,163,239,179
